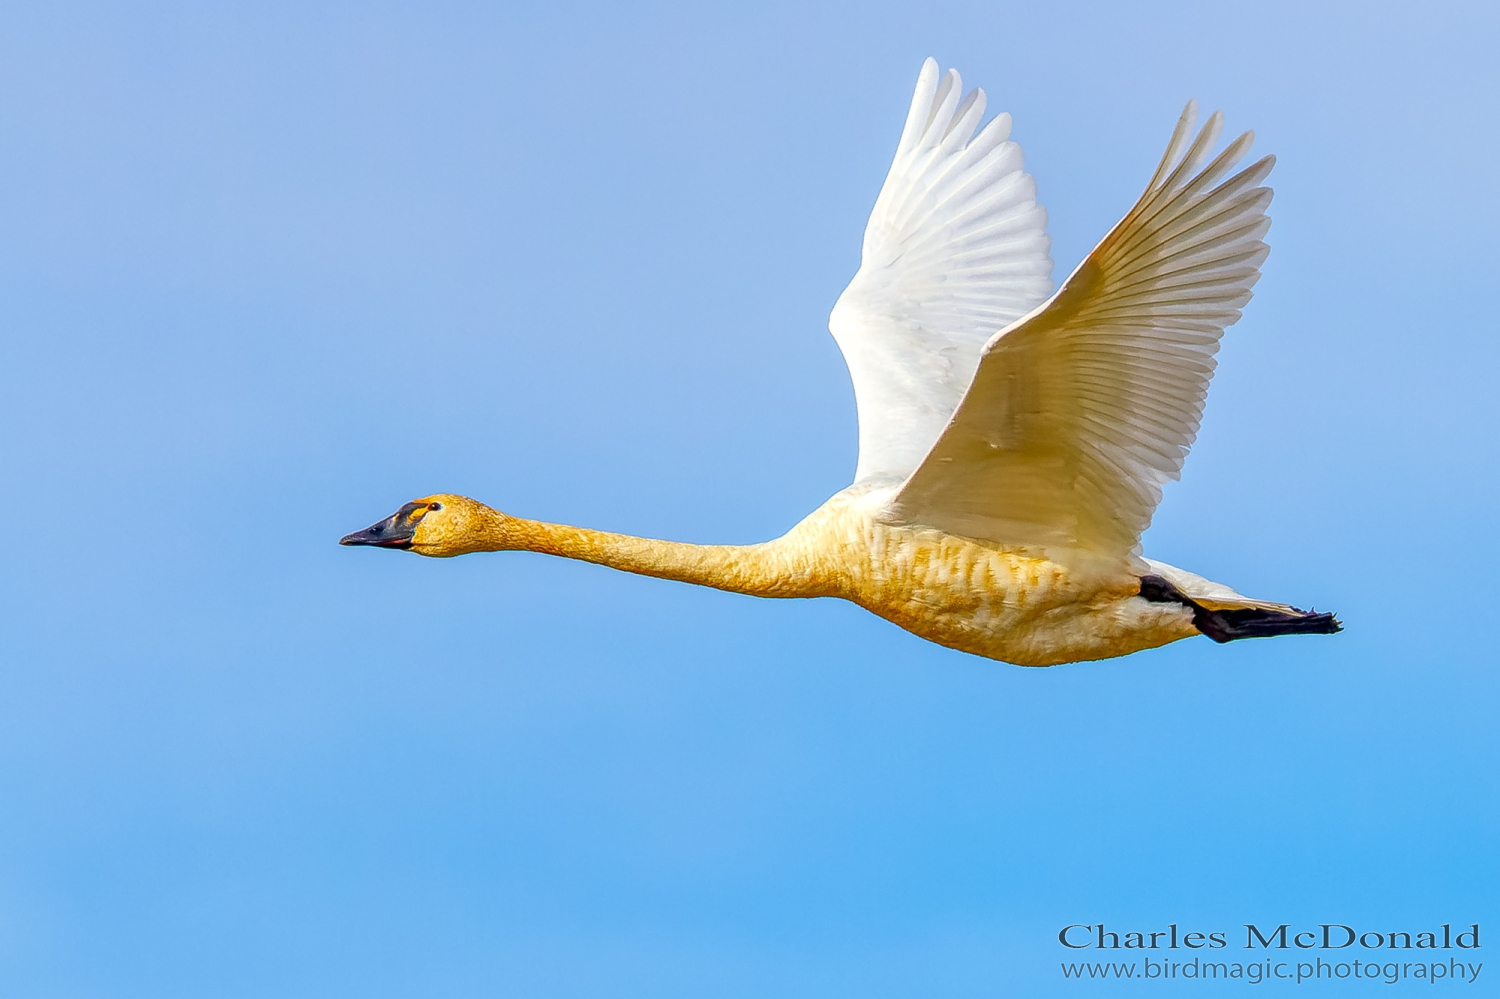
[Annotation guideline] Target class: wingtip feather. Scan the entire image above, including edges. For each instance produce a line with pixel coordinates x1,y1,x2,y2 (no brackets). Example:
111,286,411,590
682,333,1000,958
897,59,943,156
1148,100,1200,191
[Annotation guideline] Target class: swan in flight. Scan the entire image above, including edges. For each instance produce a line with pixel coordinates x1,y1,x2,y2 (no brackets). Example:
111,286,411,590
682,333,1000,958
343,59,1339,666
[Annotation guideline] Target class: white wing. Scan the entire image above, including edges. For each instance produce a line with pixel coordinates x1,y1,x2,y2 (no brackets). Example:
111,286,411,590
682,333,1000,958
830,59,1054,485
888,103,1274,564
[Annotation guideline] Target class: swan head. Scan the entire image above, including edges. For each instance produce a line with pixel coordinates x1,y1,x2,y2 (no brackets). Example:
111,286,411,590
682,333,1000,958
340,494,497,558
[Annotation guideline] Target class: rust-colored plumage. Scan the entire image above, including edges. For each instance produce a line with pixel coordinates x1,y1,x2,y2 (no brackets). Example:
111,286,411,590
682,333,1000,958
352,490,1274,667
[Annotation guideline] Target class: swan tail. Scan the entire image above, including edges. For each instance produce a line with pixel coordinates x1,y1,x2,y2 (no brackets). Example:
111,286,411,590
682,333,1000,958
1138,567,1342,645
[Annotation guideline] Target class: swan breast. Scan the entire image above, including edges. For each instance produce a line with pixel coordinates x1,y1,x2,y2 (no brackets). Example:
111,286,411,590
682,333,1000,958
778,488,1196,665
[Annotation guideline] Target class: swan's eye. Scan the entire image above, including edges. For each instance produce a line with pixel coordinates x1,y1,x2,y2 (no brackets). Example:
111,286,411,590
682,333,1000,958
429,502,442,511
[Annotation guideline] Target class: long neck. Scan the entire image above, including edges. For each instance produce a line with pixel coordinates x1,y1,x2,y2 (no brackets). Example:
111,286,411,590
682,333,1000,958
472,511,826,599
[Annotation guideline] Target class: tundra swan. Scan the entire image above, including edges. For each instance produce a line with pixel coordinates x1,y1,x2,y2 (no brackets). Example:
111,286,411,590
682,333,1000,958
343,59,1339,666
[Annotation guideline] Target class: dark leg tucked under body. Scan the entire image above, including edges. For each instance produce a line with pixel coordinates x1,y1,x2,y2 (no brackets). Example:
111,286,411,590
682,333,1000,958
1138,574,1342,644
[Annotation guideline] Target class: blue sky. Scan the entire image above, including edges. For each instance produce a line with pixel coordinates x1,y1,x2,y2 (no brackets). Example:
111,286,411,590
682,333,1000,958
0,1,1495,995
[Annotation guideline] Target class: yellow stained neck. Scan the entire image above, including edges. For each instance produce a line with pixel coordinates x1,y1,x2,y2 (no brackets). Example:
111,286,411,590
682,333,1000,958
472,512,827,599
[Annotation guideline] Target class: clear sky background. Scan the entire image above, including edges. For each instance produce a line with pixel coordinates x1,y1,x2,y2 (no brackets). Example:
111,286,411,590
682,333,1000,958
0,1,1495,995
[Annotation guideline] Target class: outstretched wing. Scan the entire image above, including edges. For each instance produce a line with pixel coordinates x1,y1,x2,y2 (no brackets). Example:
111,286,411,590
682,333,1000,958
887,103,1274,563
830,59,1054,485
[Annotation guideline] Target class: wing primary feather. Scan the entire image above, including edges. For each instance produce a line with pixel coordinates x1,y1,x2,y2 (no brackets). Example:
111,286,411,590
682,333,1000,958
947,87,986,141
1144,101,1198,193
893,58,941,161
1122,131,1259,253
920,70,962,153
1156,110,1224,200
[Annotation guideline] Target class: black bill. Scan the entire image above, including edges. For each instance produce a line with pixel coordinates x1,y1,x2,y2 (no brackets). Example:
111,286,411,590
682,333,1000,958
339,502,428,549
